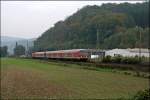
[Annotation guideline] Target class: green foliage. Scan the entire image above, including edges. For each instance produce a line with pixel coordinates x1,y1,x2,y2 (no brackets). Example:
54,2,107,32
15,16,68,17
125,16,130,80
132,89,150,100
102,55,112,63
0,46,8,57
34,2,149,51
112,55,122,63
14,43,26,56
102,56,140,64
103,27,149,49
121,56,140,64
101,2,149,28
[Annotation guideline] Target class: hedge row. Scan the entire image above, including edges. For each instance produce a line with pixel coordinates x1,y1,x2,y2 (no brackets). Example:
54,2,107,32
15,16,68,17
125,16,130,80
102,55,141,64
132,89,150,100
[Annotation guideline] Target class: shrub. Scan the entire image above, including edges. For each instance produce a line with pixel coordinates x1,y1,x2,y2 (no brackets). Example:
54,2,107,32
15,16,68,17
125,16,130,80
127,57,140,64
102,56,141,64
121,56,140,64
102,55,112,63
112,55,122,63
132,89,150,100
124,71,131,75
121,57,129,64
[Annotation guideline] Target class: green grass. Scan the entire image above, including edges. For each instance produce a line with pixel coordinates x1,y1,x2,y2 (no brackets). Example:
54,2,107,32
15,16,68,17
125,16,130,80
1,58,149,99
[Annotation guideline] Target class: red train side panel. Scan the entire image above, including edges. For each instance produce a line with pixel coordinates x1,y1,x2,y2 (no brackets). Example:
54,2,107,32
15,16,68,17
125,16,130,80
32,49,90,60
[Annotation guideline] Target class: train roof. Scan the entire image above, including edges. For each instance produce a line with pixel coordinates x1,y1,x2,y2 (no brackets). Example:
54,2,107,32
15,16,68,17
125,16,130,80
32,52,45,54
46,49,87,53
33,49,105,54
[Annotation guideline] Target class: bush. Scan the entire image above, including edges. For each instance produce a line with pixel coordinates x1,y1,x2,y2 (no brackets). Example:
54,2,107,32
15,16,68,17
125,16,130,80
111,55,122,63
121,57,129,64
132,89,150,100
130,57,139,64
121,57,140,64
102,56,141,64
102,55,112,63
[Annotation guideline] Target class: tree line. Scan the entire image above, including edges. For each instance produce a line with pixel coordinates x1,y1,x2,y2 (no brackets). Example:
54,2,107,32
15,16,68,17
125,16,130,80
34,2,149,51
0,42,26,57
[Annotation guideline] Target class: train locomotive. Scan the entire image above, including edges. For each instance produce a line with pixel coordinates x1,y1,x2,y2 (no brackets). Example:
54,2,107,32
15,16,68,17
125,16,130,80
32,49,92,61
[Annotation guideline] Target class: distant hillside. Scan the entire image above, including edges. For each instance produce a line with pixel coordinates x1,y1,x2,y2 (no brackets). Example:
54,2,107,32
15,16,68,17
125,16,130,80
34,2,149,51
1,36,25,42
1,36,35,54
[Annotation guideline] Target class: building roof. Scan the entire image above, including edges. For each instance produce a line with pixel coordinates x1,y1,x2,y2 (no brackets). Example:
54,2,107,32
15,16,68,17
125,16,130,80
127,48,149,53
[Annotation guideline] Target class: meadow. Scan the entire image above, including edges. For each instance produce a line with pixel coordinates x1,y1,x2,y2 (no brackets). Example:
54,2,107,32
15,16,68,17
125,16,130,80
1,58,149,99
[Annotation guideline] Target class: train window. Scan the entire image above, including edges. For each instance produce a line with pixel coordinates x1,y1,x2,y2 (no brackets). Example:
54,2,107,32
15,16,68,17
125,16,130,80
56,53,59,57
71,53,73,57
59,53,62,57
66,53,68,57
68,53,71,57
53,53,55,57
48,53,51,57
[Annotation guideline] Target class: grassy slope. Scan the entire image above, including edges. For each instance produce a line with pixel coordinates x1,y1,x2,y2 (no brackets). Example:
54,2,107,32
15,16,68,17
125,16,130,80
1,58,149,99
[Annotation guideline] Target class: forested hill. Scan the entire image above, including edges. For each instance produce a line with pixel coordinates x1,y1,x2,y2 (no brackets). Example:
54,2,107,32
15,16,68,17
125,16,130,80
34,2,149,51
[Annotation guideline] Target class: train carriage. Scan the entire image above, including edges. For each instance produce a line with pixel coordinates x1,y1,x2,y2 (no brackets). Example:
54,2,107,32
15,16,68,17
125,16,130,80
32,49,91,61
32,49,105,61
32,52,45,58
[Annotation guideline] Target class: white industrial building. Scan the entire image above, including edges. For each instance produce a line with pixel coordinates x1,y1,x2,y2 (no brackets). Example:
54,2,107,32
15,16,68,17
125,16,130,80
105,48,150,57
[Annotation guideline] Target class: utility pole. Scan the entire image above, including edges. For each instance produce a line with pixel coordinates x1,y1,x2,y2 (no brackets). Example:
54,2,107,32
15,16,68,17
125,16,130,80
96,29,100,49
26,40,29,57
15,42,18,47
139,27,141,62
96,29,99,61
97,29,103,61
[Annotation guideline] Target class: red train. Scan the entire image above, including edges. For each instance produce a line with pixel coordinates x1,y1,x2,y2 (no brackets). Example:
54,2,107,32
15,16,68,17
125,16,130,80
32,49,91,61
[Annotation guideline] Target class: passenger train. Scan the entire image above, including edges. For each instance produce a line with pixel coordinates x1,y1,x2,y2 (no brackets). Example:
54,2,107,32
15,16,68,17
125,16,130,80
32,49,91,61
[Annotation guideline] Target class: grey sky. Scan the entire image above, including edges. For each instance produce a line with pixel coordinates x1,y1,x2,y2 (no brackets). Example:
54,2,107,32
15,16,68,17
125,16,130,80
1,1,144,39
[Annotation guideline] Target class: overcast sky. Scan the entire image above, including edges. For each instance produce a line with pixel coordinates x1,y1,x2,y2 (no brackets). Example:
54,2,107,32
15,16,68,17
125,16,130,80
1,1,144,39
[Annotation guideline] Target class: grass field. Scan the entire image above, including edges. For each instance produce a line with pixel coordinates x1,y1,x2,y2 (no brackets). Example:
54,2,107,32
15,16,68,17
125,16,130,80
1,58,149,99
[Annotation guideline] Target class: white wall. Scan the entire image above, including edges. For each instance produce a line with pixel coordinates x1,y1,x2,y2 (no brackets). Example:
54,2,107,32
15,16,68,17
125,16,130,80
105,49,149,57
